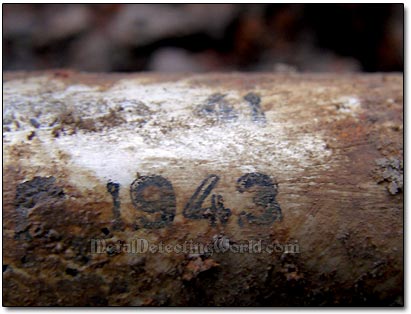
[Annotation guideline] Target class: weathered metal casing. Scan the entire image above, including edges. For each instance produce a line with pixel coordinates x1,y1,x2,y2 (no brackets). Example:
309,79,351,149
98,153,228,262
3,72,403,306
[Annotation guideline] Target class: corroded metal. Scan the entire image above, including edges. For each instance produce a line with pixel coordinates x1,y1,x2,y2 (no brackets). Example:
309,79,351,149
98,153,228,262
3,71,403,306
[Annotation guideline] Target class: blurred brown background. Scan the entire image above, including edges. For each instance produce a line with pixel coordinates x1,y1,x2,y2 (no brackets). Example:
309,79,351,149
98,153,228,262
3,4,403,73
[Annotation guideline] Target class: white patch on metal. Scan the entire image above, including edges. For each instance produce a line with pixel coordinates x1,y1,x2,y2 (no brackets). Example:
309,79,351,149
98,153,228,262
4,76,332,185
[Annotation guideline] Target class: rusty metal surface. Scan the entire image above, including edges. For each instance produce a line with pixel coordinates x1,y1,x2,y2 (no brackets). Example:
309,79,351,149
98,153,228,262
3,71,403,306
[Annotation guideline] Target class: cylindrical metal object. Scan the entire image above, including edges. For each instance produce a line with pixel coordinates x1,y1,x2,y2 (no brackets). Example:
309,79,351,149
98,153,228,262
3,71,403,306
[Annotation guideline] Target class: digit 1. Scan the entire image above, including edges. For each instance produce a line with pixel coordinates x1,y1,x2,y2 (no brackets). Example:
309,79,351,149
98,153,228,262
107,181,124,230
244,92,266,124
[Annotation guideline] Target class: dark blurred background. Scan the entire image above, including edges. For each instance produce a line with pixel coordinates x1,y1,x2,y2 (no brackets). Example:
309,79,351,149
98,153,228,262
3,4,403,73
